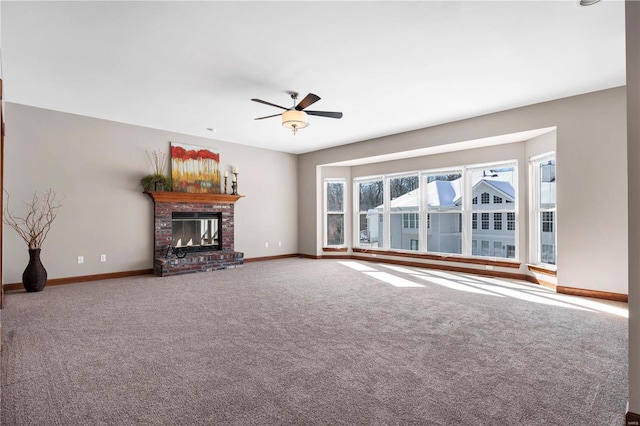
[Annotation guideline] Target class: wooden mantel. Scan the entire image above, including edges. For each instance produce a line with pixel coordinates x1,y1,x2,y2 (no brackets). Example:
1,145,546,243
145,191,243,204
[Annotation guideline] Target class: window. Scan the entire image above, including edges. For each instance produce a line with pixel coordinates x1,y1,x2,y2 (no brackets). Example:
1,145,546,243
481,213,489,230
494,213,502,230
481,240,490,256
390,175,419,250
325,179,345,246
542,244,555,264
470,163,517,259
350,160,518,260
507,212,515,231
530,153,556,265
356,179,384,248
425,171,463,255
542,212,554,232
493,241,503,256
403,213,419,229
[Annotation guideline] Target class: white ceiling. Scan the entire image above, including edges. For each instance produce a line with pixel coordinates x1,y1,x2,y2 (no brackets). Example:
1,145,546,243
1,1,626,155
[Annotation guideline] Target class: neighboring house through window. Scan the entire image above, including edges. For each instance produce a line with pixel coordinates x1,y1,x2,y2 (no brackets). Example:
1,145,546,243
470,163,518,259
425,171,463,255
352,161,517,260
390,174,419,251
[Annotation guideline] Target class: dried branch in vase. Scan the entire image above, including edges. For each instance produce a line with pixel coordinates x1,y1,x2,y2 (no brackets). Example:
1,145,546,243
3,189,64,250
141,149,172,191
146,149,168,175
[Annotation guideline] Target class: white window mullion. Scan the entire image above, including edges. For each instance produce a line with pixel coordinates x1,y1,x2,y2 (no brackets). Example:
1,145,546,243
462,166,473,257
529,162,541,263
353,180,359,249
419,171,428,252
383,177,391,249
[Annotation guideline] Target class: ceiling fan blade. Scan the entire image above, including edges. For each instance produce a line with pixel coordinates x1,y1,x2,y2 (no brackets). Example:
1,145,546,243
251,98,289,110
254,113,282,120
296,93,321,111
306,110,343,119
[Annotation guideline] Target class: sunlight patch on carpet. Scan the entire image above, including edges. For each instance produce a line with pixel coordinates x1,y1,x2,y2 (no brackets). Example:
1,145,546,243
414,275,503,296
362,271,425,287
337,261,378,272
336,260,628,316
377,264,427,275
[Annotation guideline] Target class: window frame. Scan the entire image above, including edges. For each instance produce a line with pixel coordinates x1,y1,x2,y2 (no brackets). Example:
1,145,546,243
467,160,519,260
388,173,420,251
529,152,557,267
350,160,518,262
354,176,385,249
324,178,346,247
422,167,464,255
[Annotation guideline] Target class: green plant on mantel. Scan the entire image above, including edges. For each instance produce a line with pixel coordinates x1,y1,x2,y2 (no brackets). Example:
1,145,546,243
140,149,172,192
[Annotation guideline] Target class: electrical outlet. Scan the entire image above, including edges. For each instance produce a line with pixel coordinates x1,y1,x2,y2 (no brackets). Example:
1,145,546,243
100,254,106,263
265,242,269,248
77,256,84,264
278,241,282,247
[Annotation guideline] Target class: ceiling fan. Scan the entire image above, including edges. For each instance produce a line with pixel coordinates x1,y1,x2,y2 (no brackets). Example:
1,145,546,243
251,92,343,135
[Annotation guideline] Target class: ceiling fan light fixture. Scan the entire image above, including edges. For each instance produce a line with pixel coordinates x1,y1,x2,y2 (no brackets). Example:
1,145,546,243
282,109,308,135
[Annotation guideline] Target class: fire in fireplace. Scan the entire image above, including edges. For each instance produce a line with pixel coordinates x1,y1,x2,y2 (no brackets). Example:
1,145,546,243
171,212,222,252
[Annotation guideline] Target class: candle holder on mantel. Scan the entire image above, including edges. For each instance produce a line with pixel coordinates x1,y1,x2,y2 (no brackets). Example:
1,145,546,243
224,175,228,194
231,173,239,195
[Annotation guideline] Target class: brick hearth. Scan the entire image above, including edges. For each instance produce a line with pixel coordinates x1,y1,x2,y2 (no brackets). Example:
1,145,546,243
146,192,244,277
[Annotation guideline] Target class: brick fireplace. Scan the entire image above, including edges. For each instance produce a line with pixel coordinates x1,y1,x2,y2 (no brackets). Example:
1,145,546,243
146,191,244,277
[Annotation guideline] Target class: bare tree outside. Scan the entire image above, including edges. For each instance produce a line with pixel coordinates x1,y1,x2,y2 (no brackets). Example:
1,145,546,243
390,176,419,200
358,180,383,212
326,182,344,212
326,181,345,245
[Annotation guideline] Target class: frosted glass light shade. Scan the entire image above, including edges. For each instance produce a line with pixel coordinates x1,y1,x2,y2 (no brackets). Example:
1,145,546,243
282,110,309,133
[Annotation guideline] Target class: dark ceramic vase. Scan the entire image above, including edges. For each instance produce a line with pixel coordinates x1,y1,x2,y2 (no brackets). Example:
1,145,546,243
22,249,47,292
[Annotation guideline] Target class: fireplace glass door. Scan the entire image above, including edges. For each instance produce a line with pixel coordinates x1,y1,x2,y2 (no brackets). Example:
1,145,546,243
171,212,221,251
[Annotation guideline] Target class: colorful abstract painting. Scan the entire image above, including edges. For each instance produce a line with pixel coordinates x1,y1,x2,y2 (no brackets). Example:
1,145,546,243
170,142,221,193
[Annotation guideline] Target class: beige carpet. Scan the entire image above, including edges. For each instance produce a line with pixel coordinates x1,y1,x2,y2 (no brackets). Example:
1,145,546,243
1,258,628,425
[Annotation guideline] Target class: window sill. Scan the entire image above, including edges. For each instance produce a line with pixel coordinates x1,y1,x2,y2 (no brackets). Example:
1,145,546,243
526,264,557,277
352,248,520,269
323,247,349,252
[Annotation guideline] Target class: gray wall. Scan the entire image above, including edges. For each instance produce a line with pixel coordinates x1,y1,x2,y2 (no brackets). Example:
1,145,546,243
2,103,298,284
299,87,627,295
